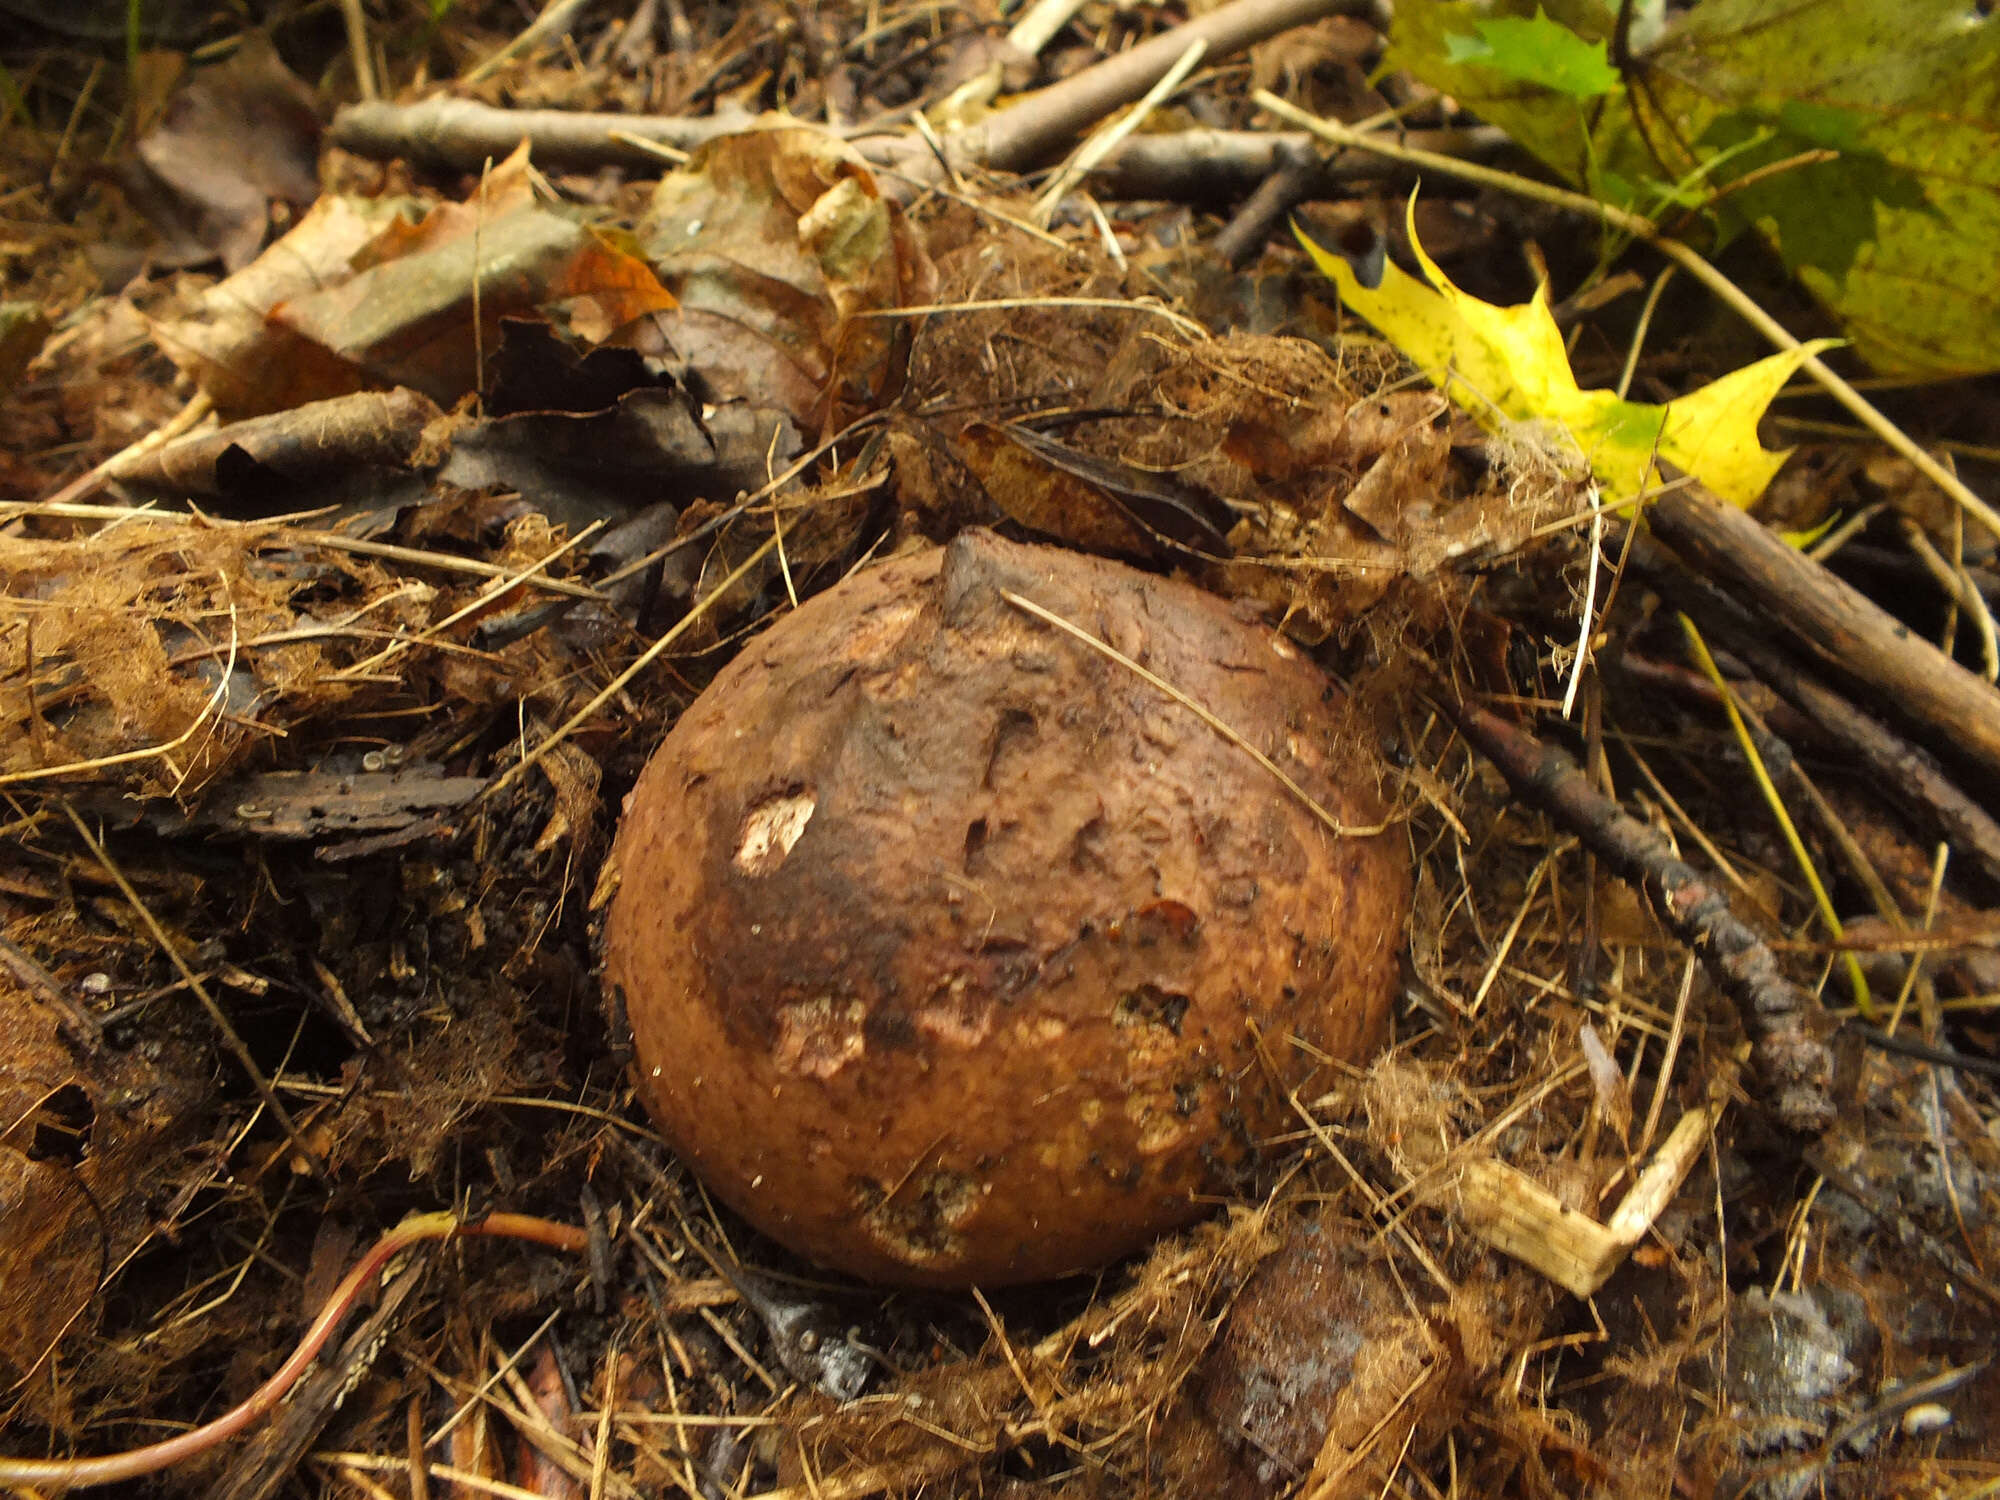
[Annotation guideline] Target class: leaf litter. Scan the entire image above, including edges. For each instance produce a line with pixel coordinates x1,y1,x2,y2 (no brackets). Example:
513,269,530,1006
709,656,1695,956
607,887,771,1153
1,1,1999,1497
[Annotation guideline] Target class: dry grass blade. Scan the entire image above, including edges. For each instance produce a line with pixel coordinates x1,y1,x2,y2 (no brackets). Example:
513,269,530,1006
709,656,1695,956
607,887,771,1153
1032,39,1209,227
58,800,328,1183
866,296,1209,341
0,578,239,790
37,393,214,509
1680,614,1874,1016
331,520,604,681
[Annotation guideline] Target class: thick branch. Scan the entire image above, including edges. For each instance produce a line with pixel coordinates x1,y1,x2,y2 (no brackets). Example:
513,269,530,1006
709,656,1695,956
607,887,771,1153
1637,550,2000,892
1648,480,2000,787
862,0,1374,197
327,97,764,171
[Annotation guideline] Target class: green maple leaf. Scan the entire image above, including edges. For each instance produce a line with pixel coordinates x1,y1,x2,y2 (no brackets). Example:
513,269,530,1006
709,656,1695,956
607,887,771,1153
1442,9,1621,100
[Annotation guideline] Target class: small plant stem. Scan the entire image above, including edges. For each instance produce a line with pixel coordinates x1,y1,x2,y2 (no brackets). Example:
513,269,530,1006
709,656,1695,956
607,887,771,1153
0,1212,587,1489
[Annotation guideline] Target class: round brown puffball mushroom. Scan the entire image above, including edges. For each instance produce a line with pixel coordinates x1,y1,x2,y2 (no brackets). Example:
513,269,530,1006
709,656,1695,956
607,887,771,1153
604,530,1407,1287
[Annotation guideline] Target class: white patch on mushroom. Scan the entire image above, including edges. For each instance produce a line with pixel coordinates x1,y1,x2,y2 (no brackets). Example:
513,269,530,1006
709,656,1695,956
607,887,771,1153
736,789,817,875
774,997,867,1079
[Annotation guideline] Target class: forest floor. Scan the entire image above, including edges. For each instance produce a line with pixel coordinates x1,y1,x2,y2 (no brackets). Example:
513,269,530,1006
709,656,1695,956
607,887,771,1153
3,1,2000,1497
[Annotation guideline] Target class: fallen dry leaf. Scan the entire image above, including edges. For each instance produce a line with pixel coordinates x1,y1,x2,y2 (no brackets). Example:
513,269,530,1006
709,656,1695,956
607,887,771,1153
148,192,415,418
275,145,677,406
151,145,677,417
639,123,935,432
128,35,322,271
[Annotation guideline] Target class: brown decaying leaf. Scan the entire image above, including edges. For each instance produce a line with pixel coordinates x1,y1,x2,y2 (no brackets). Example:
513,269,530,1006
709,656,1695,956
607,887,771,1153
275,145,678,407
1094,335,1583,639
147,193,414,419
106,388,446,497
128,35,322,272
150,146,678,418
955,418,1160,558
640,124,935,433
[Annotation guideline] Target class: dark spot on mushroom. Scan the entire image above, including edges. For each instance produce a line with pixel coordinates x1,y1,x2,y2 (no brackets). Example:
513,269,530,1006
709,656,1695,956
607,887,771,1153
1116,984,1191,1037
982,707,1038,789
859,1169,981,1261
963,817,989,871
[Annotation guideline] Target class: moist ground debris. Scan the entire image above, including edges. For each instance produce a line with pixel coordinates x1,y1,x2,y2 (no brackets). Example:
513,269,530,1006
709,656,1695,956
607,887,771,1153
4,1,2000,1497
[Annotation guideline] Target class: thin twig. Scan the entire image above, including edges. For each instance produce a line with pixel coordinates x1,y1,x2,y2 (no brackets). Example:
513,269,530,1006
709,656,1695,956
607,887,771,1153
1900,515,2000,682
337,0,377,99
1647,479,2000,784
1438,694,1836,1134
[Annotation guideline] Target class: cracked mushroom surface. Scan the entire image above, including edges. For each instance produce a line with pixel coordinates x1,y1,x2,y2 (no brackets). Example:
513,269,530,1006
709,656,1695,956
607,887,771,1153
604,530,1408,1287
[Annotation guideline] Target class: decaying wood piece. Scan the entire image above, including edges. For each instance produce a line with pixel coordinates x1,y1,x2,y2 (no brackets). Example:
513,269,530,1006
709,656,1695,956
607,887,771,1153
1707,607,2000,889
1441,696,1837,1134
1648,480,2000,785
1456,1052,1738,1297
113,765,489,841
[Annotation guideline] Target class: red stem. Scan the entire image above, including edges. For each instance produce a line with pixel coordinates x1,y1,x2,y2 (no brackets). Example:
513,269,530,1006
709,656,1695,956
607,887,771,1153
0,1211,588,1489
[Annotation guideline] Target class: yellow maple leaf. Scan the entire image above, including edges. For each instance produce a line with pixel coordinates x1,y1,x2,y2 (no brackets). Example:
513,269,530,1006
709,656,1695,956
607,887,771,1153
1297,199,1838,509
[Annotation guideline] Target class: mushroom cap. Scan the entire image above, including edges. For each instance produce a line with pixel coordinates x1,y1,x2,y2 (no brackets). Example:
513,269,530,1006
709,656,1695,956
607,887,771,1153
604,530,1407,1286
